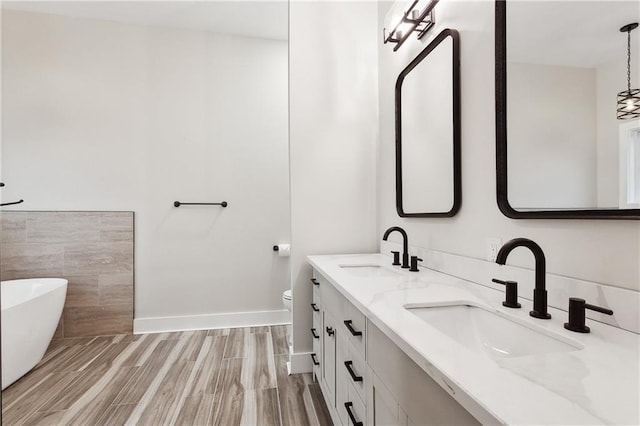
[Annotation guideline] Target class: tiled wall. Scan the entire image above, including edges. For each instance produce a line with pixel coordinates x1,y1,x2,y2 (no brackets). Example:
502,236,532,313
0,211,134,337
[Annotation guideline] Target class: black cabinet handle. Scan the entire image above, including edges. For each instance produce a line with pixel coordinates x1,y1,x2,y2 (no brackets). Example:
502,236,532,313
311,353,320,366
343,320,362,336
326,326,335,336
311,328,319,339
311,303,319,312
344,361,363,382
344,402,363,426
310,278,320,286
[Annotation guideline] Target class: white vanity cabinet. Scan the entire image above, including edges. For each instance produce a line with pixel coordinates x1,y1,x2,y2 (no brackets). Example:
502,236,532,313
312,271,368,426
367,321,480,426
311,269,478,426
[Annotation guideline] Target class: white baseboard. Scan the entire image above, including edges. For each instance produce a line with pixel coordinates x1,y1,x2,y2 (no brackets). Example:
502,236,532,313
289,350,313,374
134,309,291,334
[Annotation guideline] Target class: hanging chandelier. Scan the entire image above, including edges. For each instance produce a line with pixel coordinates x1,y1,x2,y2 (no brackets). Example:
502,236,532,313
617,22,640,120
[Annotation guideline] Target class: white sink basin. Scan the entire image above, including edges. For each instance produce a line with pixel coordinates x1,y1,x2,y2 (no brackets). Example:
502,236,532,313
339,264,401,278
406,304,581,361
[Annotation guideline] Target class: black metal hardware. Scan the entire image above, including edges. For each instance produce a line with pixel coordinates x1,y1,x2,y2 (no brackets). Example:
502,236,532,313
491,278,521,308
311,303,319,312
409,256,423,272
564,298,614,333
311,353,320,366
395,28,462,218
344,402,363,426
344,361,363,382
173,201,228,208
326,327,334,337
383,0,439,52
383,227,410,268
0,199,24,207
344,320,362,337
311,328,319,339
273,245,278,251
0,182,4,187
496,238,550,319
495,1,639,219
310,278,320,286
391,251,401,266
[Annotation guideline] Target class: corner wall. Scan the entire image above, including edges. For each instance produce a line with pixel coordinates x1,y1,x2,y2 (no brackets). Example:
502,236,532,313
377,1,640,292
1,10,291,329
289,1,379,371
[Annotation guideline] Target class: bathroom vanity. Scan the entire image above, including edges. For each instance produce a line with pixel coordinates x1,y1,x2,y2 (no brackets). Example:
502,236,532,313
307,253,640,425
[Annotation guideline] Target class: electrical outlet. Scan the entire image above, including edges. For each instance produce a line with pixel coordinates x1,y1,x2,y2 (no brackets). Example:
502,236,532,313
486,238,502,262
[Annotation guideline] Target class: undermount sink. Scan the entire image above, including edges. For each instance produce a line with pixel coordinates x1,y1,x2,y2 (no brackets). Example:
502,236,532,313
338,264,401,278
406,304,581,361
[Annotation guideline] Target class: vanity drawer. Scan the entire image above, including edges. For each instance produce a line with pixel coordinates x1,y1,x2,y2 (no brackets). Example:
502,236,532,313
344,340,367,402
343,301,366,358
313,308,322,329
312,332,321,380
311,274,321,300
318,274,347,319
367,321,479,425
340,381,366,426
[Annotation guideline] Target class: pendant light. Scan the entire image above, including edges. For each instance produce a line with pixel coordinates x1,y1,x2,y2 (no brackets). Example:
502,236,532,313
617,22,640,120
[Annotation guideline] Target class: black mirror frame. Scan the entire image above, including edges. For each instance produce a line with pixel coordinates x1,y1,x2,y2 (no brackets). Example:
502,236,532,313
495,0,640,220
395,28,461,218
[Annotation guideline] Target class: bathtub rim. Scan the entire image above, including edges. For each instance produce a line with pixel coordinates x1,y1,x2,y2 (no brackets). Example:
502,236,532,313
1,278,69,310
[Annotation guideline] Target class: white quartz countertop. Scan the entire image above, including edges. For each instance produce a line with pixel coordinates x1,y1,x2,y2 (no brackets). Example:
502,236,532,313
307,253,640,425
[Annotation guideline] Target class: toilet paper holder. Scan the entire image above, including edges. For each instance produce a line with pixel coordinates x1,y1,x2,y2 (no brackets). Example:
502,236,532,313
273,244,291,257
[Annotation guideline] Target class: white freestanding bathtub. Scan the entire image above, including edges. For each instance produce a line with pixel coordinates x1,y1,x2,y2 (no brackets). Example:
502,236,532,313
1,278,67,390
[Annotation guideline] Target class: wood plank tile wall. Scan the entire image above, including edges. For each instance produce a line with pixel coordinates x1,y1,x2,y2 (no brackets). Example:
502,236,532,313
0,211,134,337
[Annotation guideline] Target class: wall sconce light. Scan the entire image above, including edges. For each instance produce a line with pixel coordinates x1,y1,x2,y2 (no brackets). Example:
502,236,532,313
383,0,439,51
617,22,639,120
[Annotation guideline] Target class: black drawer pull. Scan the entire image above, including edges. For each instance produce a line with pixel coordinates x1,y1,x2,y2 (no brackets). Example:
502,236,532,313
311,303,320,312
311,328,319,339
326,326,335,336
344,402,363,426
344,320,362,336
311,353,320,366
344,361,363,382
310,278,320,286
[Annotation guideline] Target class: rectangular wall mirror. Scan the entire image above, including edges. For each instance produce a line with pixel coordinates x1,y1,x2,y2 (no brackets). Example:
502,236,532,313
395,28,461,217
496,0,640,219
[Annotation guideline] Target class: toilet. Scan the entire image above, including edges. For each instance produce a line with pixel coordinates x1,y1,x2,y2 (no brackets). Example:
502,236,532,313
282,289,292,312
282,289,293,349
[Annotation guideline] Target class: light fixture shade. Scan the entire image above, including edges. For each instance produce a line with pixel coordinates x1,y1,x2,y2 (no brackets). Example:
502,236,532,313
617,89,640,120
618,22,639,120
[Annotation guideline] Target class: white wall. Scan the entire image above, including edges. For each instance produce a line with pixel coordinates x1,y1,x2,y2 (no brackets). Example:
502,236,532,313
507,62,597,209
1,10,291,326
289,1,378,369
378,1,640,292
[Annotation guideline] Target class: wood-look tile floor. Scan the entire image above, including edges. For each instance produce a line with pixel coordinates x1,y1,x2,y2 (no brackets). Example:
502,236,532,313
2,326,325,426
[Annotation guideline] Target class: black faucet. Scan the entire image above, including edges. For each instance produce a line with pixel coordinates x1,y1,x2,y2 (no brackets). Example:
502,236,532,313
383,226,410,268
495,238,551,319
